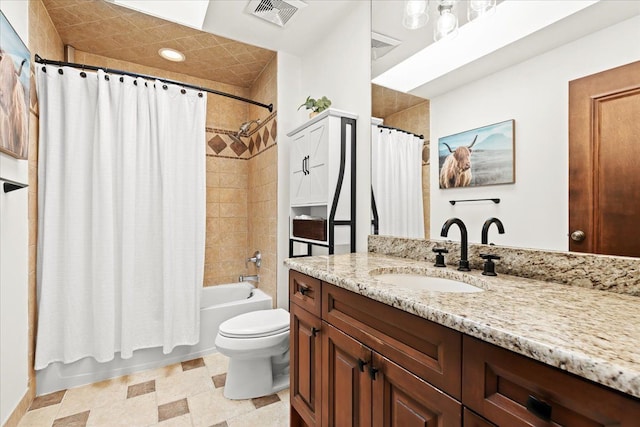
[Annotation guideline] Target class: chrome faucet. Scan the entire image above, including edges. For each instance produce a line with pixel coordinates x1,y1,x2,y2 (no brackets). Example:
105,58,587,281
440,218,470,271
481,217,505,245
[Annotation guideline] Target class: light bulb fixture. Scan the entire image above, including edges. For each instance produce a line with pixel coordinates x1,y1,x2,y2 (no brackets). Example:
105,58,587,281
402,0,429,30
434,1,458,41
158,48,185,62
467,0,496,22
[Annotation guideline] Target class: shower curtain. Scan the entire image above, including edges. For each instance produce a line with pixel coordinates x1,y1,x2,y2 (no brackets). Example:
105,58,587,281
372,127,425,239
34,65,206,369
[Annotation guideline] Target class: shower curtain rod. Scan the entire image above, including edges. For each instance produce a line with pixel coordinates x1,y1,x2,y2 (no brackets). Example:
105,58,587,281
34,54,274,112
377,124,424,140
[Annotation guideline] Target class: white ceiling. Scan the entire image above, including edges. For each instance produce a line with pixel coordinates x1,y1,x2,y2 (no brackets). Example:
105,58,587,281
202,0,360,56
373,0,640,99
111,0,360,56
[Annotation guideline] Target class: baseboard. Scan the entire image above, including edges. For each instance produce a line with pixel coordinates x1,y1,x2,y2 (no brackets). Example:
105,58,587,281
2,390,33,427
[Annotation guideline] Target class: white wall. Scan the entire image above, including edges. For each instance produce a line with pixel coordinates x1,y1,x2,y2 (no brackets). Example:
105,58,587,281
276,1,371,308
430,15,640,251
276,50,301,309
0,1,30,423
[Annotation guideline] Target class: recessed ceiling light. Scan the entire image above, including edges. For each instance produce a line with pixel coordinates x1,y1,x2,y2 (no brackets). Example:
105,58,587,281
158,48,185,62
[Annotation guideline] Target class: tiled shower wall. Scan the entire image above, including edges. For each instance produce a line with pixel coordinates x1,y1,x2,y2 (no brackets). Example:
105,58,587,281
383,101,431,238
203,55,277,294
247,58,277,304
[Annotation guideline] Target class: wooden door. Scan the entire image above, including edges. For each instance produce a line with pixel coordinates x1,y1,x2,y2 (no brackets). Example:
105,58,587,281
372,352,461,427
569,60,640,256
291,303,323,427
322,323,372,427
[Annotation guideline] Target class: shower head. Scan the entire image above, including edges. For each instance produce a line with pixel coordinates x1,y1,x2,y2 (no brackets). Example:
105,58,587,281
238,119,261,136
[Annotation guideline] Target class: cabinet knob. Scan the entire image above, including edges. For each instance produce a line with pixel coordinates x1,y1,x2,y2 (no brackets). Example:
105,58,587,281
298,285,309,296
311,327,319,337
357,359,367,372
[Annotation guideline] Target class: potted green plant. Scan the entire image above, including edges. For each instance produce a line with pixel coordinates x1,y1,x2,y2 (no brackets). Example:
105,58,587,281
298,95,332,118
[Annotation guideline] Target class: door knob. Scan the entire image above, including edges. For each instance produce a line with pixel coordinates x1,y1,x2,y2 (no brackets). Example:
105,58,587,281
570,230,586,242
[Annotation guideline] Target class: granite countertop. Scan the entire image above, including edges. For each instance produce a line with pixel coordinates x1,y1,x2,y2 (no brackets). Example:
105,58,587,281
284,252,640,399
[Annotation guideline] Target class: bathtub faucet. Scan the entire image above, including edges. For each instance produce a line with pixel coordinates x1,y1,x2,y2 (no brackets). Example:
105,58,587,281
239,274,260,283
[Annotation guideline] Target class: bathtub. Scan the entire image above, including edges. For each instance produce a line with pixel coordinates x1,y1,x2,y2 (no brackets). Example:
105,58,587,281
36,283,272,395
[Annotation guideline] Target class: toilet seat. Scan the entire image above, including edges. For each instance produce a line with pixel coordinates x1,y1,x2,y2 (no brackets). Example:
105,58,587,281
218,308,289,339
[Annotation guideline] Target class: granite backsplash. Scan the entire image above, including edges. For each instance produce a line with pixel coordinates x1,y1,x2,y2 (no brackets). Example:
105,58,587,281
368,235,640,296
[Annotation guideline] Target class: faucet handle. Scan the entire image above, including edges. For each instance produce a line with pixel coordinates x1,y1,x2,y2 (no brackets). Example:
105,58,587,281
245,250,262,268
432,247,448,267
480,253,501,276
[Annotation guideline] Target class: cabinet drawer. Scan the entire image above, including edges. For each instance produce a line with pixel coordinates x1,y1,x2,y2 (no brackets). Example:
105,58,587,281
290,270,322,317
322,283,462,399
462,336,640,427
292,218,327,241
463,409,496,427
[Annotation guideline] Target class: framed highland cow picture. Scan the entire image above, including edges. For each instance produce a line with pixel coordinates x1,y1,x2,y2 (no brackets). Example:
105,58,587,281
0,11,30,160
438,119,515,189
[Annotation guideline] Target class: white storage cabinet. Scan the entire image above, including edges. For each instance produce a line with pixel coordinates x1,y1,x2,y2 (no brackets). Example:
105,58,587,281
287,109,357,255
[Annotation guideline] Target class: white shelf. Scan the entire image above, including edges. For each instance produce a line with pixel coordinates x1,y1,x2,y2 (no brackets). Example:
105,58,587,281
286,108,359,137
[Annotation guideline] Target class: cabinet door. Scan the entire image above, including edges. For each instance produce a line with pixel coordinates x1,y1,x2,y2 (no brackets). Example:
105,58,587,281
290,120,329,206
463,336,640,427
322,323,372,427
290,131,309,205
291,303,323,427
372,352,462,427
306,122,328,204
323,283,462,399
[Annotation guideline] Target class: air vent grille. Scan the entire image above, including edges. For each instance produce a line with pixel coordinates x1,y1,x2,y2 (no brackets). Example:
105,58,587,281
372,32,401,60
247,0,308,27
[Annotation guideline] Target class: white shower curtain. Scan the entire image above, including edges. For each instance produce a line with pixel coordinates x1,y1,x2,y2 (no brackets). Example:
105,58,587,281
372,127,425,239
34,65,206,369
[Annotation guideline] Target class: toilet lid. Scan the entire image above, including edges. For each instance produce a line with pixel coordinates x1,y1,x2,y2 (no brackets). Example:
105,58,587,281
218,308,290,338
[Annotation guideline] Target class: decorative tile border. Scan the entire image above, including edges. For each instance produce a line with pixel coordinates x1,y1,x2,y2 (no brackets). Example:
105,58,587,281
206,111,277,160
368,235,640,296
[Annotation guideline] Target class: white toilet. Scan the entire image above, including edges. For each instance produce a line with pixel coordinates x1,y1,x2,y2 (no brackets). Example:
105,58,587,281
214,308,290,400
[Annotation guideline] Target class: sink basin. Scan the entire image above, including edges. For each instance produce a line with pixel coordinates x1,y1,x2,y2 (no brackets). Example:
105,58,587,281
372,273,483,293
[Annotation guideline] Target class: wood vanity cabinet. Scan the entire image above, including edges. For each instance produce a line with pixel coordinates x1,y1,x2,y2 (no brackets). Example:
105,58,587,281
462,336,640,427
289,271,462,427
289,270,640,427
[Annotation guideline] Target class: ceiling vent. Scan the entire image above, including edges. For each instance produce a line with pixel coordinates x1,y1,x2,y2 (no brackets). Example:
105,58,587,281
371,32,401,60
246,0,308,27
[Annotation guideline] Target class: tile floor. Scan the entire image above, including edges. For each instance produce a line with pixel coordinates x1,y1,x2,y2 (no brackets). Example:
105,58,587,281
18,353,290,427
